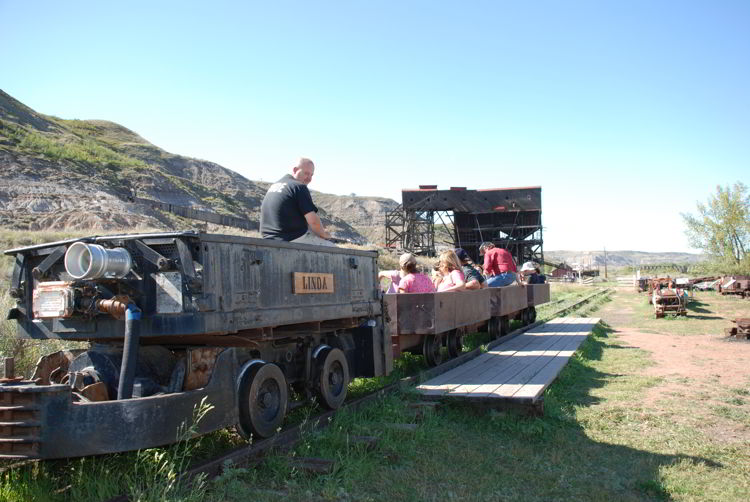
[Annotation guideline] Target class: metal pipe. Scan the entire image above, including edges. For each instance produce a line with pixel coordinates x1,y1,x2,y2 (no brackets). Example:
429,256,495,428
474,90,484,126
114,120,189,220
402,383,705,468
117,304,141,400
65,242,133,280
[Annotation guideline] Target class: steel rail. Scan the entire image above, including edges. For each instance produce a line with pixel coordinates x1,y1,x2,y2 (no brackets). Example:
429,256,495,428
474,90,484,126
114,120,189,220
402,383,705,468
98,287,612,502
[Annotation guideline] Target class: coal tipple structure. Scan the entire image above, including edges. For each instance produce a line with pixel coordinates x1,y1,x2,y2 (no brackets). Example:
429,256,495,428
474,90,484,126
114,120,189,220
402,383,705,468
385,185,543,266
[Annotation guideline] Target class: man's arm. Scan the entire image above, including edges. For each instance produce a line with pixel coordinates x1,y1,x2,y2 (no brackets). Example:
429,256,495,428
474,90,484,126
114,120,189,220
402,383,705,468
483,252,494,276
304,211,331,239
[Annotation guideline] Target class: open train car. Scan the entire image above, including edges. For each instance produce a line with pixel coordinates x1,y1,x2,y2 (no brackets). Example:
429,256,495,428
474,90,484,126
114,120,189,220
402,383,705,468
0,232,390,459
386,283,550,366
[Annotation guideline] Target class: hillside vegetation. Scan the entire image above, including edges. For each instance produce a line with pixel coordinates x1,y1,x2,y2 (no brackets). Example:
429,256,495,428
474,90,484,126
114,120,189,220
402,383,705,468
0,90,397,242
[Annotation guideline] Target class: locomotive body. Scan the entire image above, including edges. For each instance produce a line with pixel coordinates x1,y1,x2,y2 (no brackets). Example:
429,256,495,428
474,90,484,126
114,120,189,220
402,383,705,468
1,230,550,460
1,232,389,459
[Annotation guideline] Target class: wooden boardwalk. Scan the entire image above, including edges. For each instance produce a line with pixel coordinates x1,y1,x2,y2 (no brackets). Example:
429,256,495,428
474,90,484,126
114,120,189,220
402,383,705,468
416,317,600,411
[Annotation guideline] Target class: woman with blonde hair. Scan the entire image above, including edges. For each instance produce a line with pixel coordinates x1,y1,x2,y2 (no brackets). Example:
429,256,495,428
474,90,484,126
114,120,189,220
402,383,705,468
433,250,465,292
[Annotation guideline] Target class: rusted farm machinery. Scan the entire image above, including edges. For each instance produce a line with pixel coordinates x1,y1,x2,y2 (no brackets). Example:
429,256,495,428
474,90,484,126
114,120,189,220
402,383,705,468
725,318,750,339
648,278,687,318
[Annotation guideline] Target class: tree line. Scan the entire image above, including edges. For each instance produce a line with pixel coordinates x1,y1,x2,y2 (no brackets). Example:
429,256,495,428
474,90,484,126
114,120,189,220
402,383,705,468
682,182,749,275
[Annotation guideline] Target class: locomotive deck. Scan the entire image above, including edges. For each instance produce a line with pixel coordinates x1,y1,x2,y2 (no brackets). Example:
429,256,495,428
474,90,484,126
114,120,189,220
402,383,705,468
416,317,600,410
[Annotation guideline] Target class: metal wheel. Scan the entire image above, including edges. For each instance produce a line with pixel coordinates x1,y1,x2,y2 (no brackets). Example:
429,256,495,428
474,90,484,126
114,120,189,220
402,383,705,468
488,317,501,339
315,347,350,410
500,316,510,336
422,334,443,367
237,362,288,439
527,306,537,324
447,328,464,359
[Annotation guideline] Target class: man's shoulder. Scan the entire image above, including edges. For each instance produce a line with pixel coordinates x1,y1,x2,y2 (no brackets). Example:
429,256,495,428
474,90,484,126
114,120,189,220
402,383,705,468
266,175,308,195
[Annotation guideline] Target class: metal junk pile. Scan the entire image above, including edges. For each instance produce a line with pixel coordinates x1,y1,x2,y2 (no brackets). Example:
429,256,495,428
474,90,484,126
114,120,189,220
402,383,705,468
647,278,688,318
725,318,750,340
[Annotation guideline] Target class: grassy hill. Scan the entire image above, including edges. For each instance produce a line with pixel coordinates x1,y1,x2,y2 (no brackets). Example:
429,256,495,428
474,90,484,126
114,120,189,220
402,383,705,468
0,89,397,242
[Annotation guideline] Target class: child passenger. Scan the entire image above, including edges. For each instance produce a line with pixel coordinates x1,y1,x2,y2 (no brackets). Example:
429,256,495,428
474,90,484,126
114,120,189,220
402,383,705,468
379,253,435,293
433,250,466,292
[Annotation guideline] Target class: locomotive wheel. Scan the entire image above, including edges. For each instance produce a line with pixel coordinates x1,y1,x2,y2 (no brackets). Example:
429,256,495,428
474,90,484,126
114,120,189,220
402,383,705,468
237,362,288,439
447,328,464,359
316,347,350,410
423,334,443,367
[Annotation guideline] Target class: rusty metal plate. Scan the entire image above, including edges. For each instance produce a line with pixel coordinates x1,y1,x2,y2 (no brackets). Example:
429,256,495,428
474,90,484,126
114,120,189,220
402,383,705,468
154,272,183,313
184,348,225,391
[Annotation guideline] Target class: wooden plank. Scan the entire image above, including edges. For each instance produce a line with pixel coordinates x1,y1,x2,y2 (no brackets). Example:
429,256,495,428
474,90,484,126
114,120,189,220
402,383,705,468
417,328,543,390
417,318,599,402
417,325,568,394
293,273,334,294
434,323,577,395
482,334,588,398
451,330,580,396
480,319,598,399
417,318,579,394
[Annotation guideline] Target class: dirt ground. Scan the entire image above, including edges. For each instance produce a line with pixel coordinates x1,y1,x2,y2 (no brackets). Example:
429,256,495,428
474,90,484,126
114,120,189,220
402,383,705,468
597,288,750,442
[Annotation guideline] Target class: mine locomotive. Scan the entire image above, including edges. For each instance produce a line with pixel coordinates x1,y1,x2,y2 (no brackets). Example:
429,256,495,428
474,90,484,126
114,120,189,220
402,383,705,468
1,232,389,459
1,231,548,460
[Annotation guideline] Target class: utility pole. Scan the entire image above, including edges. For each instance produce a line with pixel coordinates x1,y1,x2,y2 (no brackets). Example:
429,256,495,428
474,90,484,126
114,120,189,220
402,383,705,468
604,247,608,279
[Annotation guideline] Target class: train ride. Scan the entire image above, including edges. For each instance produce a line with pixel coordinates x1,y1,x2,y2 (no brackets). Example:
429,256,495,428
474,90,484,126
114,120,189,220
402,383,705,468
0,231,547,460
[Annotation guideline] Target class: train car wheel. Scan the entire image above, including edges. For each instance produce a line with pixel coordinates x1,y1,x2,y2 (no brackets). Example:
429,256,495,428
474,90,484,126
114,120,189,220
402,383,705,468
315,347,350,410
521,308,531,326
500,316,510,336
528,307,537,324
423,334,443,367
237,363,288,439
488,317,501,339
447,328,464,358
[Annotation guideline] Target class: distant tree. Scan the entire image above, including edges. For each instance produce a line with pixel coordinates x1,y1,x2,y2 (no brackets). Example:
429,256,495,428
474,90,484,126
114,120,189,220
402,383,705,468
682,182,749,273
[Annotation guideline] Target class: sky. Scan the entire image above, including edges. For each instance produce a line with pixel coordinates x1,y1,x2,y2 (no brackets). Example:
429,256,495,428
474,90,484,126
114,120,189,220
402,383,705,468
1,1,748,253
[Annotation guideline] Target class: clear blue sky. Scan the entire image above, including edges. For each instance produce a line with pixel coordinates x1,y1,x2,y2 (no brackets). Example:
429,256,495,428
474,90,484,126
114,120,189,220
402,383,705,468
1,0,748,253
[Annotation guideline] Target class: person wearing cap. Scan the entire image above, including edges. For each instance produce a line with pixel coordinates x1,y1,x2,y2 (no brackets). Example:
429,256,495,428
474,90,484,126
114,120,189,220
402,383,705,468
455,248,486,290
379,253,435,294
260,158,335,246
520,261,546,284
479,242,518,287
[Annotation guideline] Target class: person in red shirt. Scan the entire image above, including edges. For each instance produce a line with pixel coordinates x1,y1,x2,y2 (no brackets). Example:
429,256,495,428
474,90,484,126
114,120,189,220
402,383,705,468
479,242,518,287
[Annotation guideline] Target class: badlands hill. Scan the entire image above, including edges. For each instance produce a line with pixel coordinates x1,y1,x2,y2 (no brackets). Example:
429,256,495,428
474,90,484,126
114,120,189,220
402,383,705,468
0,89,398,243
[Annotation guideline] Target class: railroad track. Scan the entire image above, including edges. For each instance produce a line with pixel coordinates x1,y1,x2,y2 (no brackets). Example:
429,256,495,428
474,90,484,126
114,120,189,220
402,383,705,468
99,287,612,501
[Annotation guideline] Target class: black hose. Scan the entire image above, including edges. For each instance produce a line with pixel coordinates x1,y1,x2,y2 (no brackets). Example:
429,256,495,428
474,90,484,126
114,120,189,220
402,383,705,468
117,304,141,400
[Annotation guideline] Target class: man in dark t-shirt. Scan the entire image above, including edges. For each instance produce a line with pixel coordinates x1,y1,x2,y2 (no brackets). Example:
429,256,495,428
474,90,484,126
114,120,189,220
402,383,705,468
260,158,333,245
455,248,487,290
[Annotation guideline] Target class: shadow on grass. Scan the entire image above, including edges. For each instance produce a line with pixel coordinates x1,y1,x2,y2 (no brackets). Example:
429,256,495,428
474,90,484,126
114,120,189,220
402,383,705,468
685,314,723,320
687,302,713,314
424,319,723,501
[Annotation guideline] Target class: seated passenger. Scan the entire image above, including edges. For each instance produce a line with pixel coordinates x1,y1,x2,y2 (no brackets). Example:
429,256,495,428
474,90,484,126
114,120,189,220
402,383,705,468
455,248,486,290
433,250,466,292
479,242,518,287
520,261,546,284
396,253,435,293
379,253,435,293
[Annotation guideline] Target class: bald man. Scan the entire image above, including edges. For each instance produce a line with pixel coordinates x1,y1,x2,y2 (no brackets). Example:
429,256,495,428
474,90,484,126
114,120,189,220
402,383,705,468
260,158,334,246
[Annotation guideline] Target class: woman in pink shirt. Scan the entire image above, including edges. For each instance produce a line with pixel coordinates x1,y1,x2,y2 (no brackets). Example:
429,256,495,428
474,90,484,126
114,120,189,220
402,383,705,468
433,250,466,292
